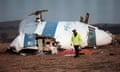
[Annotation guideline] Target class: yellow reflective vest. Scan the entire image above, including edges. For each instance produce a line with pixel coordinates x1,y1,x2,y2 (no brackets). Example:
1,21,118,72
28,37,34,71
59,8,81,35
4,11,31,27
71,33,82,46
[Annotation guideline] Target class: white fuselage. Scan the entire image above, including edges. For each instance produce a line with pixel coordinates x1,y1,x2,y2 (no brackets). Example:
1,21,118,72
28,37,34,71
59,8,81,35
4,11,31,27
10,16,112,52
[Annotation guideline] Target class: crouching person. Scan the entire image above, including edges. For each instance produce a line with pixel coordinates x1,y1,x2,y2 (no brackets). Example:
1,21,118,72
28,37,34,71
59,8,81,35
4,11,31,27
43,39,58,55
50,43,58,55
43,41,52,55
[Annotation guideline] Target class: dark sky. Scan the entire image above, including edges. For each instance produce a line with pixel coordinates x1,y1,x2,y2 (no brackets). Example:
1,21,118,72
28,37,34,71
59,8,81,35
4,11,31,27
0,0,120,24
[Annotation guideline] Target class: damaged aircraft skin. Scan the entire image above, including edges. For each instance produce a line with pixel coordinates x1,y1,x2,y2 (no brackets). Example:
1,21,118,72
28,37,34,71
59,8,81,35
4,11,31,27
10,15,112,53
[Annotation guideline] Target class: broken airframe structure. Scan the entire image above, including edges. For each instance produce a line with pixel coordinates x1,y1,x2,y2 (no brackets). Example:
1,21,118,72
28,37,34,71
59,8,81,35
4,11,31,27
10,9,113,53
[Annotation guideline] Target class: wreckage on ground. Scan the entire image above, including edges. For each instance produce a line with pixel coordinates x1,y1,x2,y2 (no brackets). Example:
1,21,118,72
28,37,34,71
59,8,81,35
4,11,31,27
9,10,113,53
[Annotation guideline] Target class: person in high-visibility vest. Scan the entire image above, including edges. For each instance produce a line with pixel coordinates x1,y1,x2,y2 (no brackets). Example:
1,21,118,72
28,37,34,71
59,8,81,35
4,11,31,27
71,29,82,58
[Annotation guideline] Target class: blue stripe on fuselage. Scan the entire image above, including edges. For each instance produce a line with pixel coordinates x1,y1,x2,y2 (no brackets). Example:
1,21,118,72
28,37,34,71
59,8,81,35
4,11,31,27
24,33,36,48
42,22,58,38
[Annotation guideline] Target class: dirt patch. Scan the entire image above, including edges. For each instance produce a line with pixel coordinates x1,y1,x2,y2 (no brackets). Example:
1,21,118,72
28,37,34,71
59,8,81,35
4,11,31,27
0,41,120,72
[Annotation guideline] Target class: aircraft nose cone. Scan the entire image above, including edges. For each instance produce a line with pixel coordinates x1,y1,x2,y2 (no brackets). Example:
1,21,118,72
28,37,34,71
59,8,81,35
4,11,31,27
96,30,112,46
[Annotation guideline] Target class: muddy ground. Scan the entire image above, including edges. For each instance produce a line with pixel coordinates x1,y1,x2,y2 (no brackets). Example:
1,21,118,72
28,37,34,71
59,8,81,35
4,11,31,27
0,38,120,72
